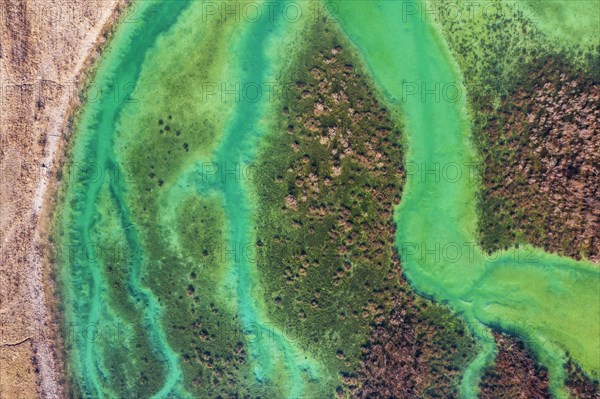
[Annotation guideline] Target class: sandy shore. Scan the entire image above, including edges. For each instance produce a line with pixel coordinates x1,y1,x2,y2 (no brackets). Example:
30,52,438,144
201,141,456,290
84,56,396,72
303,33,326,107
0,0,127,397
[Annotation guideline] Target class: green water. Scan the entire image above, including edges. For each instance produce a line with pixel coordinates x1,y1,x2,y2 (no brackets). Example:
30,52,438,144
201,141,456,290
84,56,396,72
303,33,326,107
163,1,322,395
329,1,599,398
56,0,598,397
58,0,321,397
58,1,194,397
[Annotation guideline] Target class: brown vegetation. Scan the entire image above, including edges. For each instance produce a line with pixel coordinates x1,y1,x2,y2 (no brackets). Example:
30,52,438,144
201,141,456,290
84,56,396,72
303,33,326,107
477,58,600,262
349,281,476,399
480,333,550,399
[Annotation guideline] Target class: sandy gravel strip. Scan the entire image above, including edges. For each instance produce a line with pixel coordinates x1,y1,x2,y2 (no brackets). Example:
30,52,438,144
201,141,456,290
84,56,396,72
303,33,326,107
0,1,129,397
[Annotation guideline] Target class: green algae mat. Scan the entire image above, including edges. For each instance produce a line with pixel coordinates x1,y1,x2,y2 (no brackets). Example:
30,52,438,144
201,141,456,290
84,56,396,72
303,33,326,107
54,0,599,397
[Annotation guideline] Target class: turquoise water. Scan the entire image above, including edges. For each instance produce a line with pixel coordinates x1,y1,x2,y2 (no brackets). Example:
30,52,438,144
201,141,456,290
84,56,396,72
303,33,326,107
57,0,598,397
58,1,193,397
59,0,321,397
176,1,322,395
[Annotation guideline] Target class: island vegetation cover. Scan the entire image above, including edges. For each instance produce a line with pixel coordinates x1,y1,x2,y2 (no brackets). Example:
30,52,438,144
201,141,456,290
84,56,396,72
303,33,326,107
51,0,599,398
